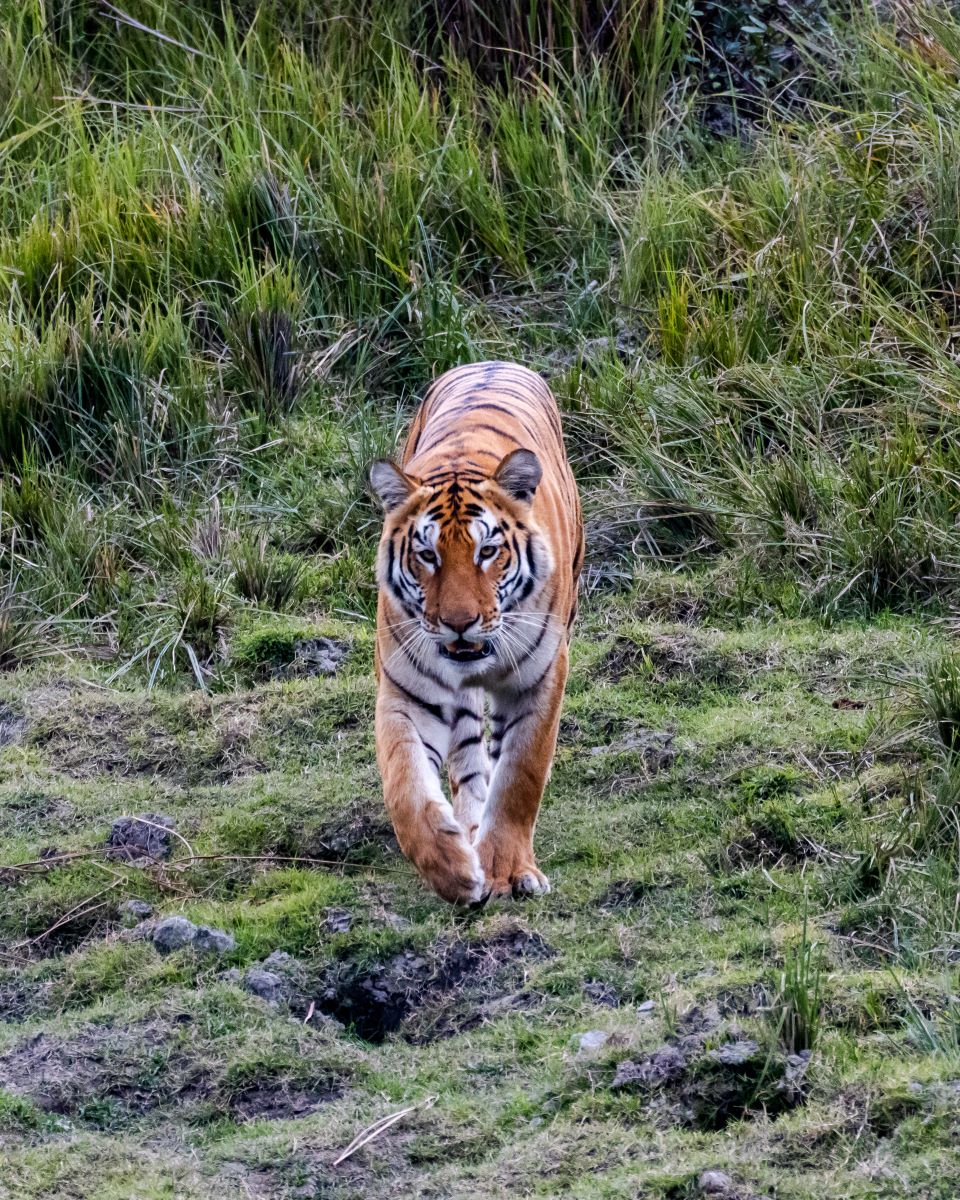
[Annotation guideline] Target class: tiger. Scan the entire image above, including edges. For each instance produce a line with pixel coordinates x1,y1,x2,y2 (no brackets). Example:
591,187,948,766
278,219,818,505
368,361,583,905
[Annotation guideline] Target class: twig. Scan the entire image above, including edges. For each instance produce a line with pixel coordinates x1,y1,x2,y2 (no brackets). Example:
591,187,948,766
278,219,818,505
333,1096,437,1167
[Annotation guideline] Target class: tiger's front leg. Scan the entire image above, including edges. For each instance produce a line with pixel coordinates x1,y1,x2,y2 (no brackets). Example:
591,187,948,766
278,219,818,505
375,676,486,905
446,688,490,842
474,643,567,899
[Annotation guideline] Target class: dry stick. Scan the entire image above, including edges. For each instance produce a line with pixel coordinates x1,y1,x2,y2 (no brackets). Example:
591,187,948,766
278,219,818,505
6,883,122,953
333,1096,437,1168
3,850,402,878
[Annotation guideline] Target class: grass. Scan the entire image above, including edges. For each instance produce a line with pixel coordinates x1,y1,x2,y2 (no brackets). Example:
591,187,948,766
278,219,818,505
2,0,960,1195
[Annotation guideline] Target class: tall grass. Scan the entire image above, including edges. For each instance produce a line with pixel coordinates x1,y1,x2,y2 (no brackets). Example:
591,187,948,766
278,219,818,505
4,1,960,680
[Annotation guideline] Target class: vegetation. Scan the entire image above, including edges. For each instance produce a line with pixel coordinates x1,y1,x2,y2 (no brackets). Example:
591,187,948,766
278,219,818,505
2,1,960,1196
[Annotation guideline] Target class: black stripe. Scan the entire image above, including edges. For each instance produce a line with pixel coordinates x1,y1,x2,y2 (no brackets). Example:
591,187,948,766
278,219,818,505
453,706,479,724
454,733,484,750
456,771,483,788
382,667,447,722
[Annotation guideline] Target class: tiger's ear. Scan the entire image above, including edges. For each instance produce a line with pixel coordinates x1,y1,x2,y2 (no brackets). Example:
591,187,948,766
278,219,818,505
368,460,416,512
493,448,542,503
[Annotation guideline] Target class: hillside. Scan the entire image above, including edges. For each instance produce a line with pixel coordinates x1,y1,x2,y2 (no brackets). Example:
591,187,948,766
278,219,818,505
2,2,960,1197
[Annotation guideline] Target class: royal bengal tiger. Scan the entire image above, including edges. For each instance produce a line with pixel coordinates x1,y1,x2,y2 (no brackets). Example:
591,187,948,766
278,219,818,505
369,361,583,905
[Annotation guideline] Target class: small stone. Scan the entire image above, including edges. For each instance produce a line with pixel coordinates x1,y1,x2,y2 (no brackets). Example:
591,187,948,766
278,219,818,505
698,1170,734,1195
152,916,198,953
243,968,287,1004
288,637,349,678
106,813,176,861
577,1030,609,1055
120,899,153,924
612,1044,687,1089
323,907,353,934
583,980,618,1007
192,925,235,955
637,999,656,1014
708,1039,759,1066
219,968,243,985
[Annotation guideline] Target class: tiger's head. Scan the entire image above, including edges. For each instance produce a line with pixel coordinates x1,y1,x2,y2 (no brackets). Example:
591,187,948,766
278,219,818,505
369,450,552,665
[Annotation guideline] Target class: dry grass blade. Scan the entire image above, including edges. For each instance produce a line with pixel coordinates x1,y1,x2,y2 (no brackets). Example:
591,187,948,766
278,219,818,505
333,1095,437,1167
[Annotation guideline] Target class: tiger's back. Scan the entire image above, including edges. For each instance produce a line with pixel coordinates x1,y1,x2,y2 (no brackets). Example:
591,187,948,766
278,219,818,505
369,361,583,904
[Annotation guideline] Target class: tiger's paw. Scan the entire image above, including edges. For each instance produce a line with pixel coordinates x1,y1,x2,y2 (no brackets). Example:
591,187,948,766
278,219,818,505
408,809,486,906
475,835,550,901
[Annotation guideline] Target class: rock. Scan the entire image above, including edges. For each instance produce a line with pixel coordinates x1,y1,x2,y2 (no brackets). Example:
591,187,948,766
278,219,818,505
698,1170,734,1195
262,950,305,979
587,729,675,772
323,907,353,934
612,1044,688,1089
106,813,177,861
0,705,25,748
584,980,618,1007
243,968,288,1003
119,899,153,924
708,1039,760,1067
288,637,349,678
193,925,235,955
152,916,198,953
219,968,243,986
637,999,656,1015
577,1030,609,1055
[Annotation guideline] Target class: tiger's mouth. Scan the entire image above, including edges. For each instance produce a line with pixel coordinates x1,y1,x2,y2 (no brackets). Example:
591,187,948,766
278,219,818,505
440,638,493,663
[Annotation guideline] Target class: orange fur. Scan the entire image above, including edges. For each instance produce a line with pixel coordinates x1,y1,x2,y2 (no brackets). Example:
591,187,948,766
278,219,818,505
369,361,583,904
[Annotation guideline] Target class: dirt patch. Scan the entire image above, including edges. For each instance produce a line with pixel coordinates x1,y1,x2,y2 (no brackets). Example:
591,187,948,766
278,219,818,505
611,1028,809,1131
602,633,776,692
598,877,680,910
0,1021,178,1121
229,1080,341,1122
24,684,264,785
317,924,553,1044
309,809,399,863
588,729,676,773
0,704,26,748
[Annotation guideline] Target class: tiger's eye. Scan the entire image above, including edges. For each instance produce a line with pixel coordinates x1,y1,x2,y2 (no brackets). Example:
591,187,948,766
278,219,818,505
479,545,499,560
419,549,438,566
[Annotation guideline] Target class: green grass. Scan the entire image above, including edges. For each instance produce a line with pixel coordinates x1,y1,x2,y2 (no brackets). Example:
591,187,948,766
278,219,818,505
3,0,960,1195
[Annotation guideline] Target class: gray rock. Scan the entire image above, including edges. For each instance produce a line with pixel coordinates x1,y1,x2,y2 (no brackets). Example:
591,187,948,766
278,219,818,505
708,1039,759,1066
583,980,618,1007
193,925,235,955
612,1044,687,1089
288,637,349,678
262,950,304,979
323,907,353,934
106,813,177,861
120,899,153,924
152,916,197,953
243,968,287,1004
698,1170,734,1195
577,1030,609,1055
219,968,243,985
637,999,656,1014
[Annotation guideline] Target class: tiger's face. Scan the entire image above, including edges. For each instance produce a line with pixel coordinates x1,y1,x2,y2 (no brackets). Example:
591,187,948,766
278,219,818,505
370,450,551,666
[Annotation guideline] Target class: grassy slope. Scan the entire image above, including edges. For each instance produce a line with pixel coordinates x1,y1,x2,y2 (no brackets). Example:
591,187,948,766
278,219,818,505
2,594,960,1199
2,1,960,1196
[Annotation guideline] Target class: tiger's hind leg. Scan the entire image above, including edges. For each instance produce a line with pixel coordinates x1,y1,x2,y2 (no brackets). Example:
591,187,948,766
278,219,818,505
375,675,485,905
475,643,567,900
447,688,490,842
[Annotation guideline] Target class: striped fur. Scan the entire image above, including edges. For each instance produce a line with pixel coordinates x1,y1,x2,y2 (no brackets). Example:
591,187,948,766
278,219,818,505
369,361,583,904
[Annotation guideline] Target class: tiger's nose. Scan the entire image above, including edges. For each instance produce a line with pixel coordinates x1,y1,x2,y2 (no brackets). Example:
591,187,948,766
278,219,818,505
442,613,481,636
